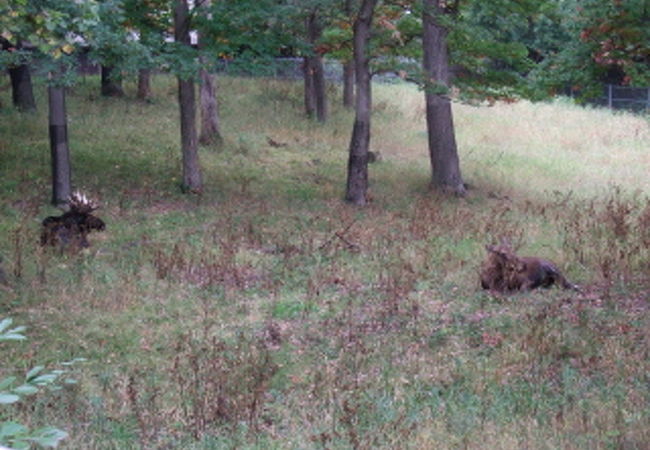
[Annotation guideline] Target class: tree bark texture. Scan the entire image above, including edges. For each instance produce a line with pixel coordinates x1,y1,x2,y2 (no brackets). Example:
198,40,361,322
344,0,377,206
175,0,202,192
198,67,222,145
9,64,36,112
178,78,202,191
342,60,355,108
312,56,327,122
304,11,328,122
1,38,37,112
48,84,71,206
303,56,316,118
197,0,222,145
137,68,152,100
342,0,355,109
422,0,466,195
101,65,125,97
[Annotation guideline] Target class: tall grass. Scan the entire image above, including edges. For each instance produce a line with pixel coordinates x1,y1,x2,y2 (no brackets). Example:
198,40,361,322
0,75,648,449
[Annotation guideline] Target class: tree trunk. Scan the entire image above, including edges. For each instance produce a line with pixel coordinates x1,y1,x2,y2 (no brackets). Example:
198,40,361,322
422,0,465,195
304,10,328,122
48,83,72,206
9,64,36,112
342,0,355,109
313,55,327,122
342,60,355,108
303,56,316,118
198,67,222,145
178,78,202,191
101,65,125,97
137,68,152,100
344,0,376,206
1,38,37,112
175,0,202,192
197,0,222,145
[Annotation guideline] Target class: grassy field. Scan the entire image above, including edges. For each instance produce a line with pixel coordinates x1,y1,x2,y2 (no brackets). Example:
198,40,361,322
1,75,649,449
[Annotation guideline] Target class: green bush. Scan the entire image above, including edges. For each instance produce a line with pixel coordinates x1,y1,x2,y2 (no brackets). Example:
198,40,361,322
0,318,71,449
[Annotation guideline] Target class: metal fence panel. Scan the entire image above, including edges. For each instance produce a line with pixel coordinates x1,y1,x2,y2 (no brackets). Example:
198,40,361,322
600,85,650,112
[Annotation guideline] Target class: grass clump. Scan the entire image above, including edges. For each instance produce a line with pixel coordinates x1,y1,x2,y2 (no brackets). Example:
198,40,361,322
0,75,648,449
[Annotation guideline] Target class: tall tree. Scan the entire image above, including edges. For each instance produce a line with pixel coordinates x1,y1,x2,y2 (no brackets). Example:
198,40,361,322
422,0,465,195
0,0,104,204
345,0,377,206
342,59,355,108
527,0,650,99
92,0,132,98
174,0,202,192
137,66,153,100
341,0,355,108
48,71,71,206
197,0,295,136
0,38,36,112
197,0,222,145
248,0,331,121
303,8,328,122
338,0,537,201
88,0,162,100
0,2,37,113
100,64,125,97
317,0,356,108
578,0,649,86
198,59,222,145
123,0,171,101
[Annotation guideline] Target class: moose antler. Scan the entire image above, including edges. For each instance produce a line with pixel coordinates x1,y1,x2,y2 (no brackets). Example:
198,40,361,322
69,191,99,214
41,191,105,249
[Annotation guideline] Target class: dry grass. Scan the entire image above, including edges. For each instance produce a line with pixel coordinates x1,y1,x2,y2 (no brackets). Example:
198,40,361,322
456,98,650,197
0,76,648,449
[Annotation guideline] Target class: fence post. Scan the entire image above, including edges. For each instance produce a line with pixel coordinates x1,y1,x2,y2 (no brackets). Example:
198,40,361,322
607,84,613,108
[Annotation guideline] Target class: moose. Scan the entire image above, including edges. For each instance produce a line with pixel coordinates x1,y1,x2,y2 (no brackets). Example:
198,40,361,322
40,191,105,249
480,243,580,293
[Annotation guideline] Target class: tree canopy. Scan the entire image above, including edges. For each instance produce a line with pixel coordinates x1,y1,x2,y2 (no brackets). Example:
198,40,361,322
3,0,648,96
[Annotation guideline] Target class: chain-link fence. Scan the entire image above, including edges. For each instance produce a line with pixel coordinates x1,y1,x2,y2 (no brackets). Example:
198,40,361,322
595,85,650,112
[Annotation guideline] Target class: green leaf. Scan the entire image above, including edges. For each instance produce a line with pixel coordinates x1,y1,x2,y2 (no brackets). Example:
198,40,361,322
0,318,26,341
0,332,27,341
13,384,39,395
0,376,17,390
26,366,44,381
30,374,59,385
9,440,31,450
0,392,21,404
61,358,87,366
0,317,13,333
0,392,20,405
29,426,68,448
0,420,28,437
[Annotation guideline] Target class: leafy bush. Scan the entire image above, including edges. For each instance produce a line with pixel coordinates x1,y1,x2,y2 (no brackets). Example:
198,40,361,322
0,318,71,449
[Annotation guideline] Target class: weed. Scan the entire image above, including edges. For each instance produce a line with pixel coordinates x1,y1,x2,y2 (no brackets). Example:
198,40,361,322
0,76,648,448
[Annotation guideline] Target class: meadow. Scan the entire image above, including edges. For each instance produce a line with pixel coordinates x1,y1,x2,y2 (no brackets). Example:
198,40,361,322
0,75,648,449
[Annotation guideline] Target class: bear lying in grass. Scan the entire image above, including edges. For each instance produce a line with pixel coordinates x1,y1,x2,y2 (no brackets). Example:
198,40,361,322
41,191,105,250
480,244,580,293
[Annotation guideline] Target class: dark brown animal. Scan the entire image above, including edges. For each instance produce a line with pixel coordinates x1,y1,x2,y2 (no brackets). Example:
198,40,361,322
41,192,105,249
480,245,509,291
480,244,580,293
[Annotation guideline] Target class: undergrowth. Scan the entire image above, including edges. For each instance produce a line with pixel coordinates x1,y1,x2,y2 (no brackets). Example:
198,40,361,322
0,76,648,449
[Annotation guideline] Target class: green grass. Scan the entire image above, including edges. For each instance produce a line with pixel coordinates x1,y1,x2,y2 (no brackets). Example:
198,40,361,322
1,75,648,449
